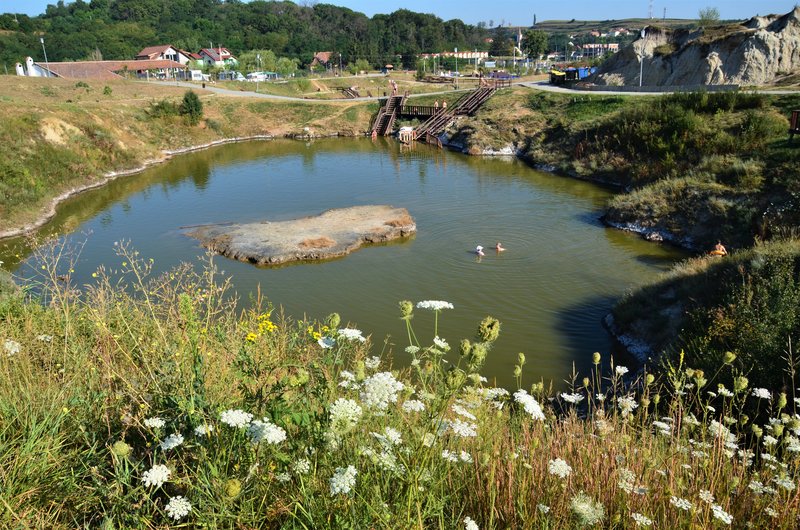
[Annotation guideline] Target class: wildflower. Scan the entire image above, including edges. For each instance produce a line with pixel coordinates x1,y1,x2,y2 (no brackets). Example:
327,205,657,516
329,398,363,434
669,496,692,511
372,426,403,447
3,339,20,356
144,417,166,429
248,418,287,445
615,366,629,376
561,392,585,404
763,435,778,447
292,458,311,475
570,491,604,527
194,423,214,436
652,421,672,435
631,513,652,527
318,336,336,349
432,336,450,351
595,393,606,402
459,450,473,463
111,440,132,458
463,516,479,530
405,345,420,354
36,334,53,342
402,399,425,413
708,420,737,445
765,507,779,518
220,409,253,428
338,370,358,389
441,449,459,462
338,328,366,342
142,464,171,488
548,458,572,479
450,418,478,438
365,356,380,369
360,372,404,411
276,471,292,482
160,433,184,451
329,465,357,495
514,390,546,420
164,496,191,520
699,489,715,504
452,404,477,421
752,388,771,400
711,504,733,525
617,395,638,417
416,300,454,311
538,504,550,514
773,475,796,491
733,376,749,393
717,385,733,397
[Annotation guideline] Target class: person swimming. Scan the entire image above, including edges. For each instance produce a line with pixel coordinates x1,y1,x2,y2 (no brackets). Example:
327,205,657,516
475,245,485,256
495,242,506,252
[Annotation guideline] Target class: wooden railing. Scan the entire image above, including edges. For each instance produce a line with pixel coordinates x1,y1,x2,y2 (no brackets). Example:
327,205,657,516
400,105,438,117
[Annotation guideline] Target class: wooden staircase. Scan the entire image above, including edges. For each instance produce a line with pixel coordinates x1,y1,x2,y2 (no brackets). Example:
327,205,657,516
371,94,406,136
412,85,498,141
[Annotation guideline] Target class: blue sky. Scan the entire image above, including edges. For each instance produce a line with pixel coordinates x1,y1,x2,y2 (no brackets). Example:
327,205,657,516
3,0,797,25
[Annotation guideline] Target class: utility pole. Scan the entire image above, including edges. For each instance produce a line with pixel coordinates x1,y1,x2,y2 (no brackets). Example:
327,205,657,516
40,37,50,77
648,0,654,19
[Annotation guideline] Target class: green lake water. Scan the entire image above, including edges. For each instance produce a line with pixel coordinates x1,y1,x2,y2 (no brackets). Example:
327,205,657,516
0,138,685,387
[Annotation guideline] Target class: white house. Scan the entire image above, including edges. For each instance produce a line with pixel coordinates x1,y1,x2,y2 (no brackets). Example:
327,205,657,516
136,45,192,65
198,47,238,68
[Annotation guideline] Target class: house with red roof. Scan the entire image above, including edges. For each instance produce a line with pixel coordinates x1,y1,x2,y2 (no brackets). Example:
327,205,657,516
136,45,192,65
198,47,238,68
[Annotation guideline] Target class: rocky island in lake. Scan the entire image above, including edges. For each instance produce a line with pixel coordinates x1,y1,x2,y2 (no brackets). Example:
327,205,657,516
186,205,416,265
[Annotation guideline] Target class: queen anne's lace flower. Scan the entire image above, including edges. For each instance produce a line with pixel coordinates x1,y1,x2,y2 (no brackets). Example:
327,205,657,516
452,404,477,421
142,464,171,488
463,516,479,530
3,339,20,356
160,433,184,451
561,392,585,404
248,418,287,445
752,388,772,400
194,423,214,436
617,395,639,417
165,496,191,520
402,399,425,413
450,418,478,438
220,409,253,428
711,504,733,524
631,513,652,526
360,372,404,410
365,356,381,369
548,458,572,479
318,336,336,349
329,465,357,495
144,417,166,429
338,328,366,342
433,336,449,350
416,300,454,311
514,389,545,420
329,398,363,433
670,496,692,511
615,366,629,376
699,489,715,504
292,458,311,475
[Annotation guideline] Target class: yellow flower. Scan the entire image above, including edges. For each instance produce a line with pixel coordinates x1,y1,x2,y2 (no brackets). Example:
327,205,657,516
245,332,258,342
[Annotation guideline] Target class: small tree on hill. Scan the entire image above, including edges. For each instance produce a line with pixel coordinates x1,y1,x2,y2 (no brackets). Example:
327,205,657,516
523,29,548,60
698,7,720,27
180,90,203,125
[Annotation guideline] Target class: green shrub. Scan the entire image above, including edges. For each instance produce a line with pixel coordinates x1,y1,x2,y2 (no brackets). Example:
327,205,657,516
180,90,203,125
103,85,112,96
147,99,181,119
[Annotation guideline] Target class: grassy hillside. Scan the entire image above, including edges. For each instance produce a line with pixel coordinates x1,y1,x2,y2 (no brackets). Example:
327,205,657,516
0,76,376,234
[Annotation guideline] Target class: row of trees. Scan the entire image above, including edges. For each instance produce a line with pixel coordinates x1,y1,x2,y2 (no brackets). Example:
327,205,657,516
0,0,492,70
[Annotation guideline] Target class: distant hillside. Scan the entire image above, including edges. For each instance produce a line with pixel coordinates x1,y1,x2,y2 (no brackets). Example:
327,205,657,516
592,7,800,86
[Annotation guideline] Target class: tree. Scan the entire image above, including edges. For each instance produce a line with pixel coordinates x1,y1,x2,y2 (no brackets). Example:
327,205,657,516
180,90,203,125
489,37,513,57
698,7,720,27
522,29,548,59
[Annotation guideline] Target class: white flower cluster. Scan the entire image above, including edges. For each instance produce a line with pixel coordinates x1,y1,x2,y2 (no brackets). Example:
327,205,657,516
292,458,311,475
617,395,639,417
3,339,20,357
752,388,771,400
463,516,479,530
631,513,652,527
329,398,363,433
548,458,572,479
402,399,425,413
165,496,191,520
337,328,366,342
513,390,546,420
220,409,253,428
615,365,629,376
144,417,166,429
711,504,733,524
450,418,478,438
561,392,585,404
318,336,336,349
194,423,214,436
360,372,404,411
451,404,477,421
338,370,358,389
160,433,184,451
442,449,472,463
416,300,454,311
372,426,403,447
365,356,381,370
36,334,53,342
433,336,449,350
329,465,357,495
669,496,693,511
248,418,287,445
142,464,171,488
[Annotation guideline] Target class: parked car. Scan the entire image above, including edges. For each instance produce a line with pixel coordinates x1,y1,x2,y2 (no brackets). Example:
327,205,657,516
218,70,245,81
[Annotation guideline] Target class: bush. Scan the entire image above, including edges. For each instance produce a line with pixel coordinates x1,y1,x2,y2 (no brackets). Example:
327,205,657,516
180,90,203,125
147,99,181,119
103,85,112,96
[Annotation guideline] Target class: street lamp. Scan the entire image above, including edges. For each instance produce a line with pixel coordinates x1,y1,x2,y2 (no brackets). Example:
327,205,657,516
454,47,458,75
40,37,50,78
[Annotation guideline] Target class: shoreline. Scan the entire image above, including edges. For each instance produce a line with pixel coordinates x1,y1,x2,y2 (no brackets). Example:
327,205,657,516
0,133,298,242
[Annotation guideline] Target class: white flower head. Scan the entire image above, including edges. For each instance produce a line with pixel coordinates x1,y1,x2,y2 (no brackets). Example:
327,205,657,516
450,418,478,438
3,339,20,357
292,458,311,475
220,409,253,428
402,399,425,413
160,433,184,451
248,418,287,445
561,392,585,404
670,496,692,511
463,516,479,530
330,465,357,495
699,489,715,504
165,496,191,520
365,356,381,369
329,398,363,433
752,388,771,400
711,504,733,525
631,513,653,526
142,464,171,488
615,365,629,376
433,336,449,350
144,417,166,429
338,328,366,343
548,458,572,479
416,300,454,311
360,371,404,410
514,389,546,420
194,423,214,436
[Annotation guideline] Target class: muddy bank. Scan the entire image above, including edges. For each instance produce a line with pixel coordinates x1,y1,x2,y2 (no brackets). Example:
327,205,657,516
186,205,416,265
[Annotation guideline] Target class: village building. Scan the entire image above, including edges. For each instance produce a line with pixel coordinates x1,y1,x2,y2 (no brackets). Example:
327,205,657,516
15,56,186,80
198,47,238,68
135,45,192,65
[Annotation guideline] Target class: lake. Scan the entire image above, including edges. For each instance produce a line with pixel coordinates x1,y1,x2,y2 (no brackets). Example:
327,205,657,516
0,138,685,386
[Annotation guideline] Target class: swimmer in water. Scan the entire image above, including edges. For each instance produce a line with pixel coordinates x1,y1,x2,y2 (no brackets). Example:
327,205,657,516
495,242,506,252
475,245,485,256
